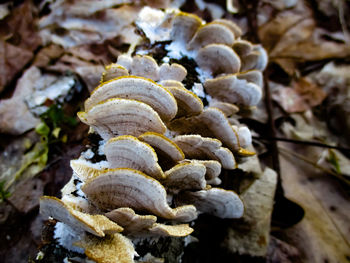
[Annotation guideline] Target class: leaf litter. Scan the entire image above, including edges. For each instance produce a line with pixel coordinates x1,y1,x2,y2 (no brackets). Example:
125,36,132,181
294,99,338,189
0,0,350,262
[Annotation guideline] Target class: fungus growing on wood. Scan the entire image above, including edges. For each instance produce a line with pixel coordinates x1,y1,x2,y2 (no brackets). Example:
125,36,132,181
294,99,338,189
195,44,241,75
106,207,193,237
177,188,244,219
160,80,203,117
84,76,177,121
39,6,271,262
204,74,262,107
104,135,165,180
40,196,123,237
174,135,236,169
82,168,198,221
78,98,167,139
163,162,207,192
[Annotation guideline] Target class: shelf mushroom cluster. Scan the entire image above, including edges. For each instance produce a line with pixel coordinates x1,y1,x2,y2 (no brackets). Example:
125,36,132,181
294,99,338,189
40,8,267,263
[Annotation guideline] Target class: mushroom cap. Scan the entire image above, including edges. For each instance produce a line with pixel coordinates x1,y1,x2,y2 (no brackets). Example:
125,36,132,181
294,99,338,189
237,70,263,87
241,45,268,71
158,63,187,82
75,232,135,263
149,223,193,237
185,160,221,181
168,107,241,151
187,23,235,50
160,80,203,117
232,125,252,148
116,54,133,71
206,177,222,185
82,168,197,222
130,55,159,81
177,188,244,219
199,108,240,151
85,76,177,121
40,196,123,237
70,159,108,181
106,207,193,237
101,64,129,83
138,132,185,163
104,135,165,180
195,44,241,75
106,207,157,235
204,75,262,106
211,19,242,38
78,98,167,140
170,12,202,43
232,40,253,57
174,135,236,169
163,162,207,192
209,100,239,116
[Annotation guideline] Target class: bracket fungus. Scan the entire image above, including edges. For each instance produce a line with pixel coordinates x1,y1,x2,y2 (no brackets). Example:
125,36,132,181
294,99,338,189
78,98,167,139
104,135,165,180
174,135,236,169
39,7,271,262
176,188,244,219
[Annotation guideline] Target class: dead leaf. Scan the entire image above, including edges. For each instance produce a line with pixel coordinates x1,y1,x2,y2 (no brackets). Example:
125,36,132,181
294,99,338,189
39,4,140,47
7,178,44,213
258,1,350,74
47,54,104,91
0,66,40,134
0,3,10,20
0,41,33,93
5,0,41,51
293,78,326,108
271,82,309,113
278,142,350,263
33,44,64,67
271,77,326,113
266,236,302,263
0,0,41,93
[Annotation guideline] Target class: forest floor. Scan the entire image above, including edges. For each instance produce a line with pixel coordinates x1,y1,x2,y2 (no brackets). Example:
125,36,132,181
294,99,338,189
0,0,349,262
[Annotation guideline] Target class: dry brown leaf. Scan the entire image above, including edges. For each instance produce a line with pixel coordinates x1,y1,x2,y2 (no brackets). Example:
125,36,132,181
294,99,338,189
271,85,309,113
0,66,40,134
271,77,326,113
258,1,350,74
39,4,140,47
5,1,41,51
278,142,350,263
0,0,41,92
47,54,105,92
0,41,33,93
293,78,326,108
33,44,64,67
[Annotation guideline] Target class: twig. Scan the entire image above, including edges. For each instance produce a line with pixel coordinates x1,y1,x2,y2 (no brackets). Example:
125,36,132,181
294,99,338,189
238,0,260,42
254,136,350,153
263,73,283,192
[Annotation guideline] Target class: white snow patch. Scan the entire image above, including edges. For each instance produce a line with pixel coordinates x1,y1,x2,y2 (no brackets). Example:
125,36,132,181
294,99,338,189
82,149,94,159
192,83,206,98
195,66,213,83
136,7,172,44
165,41,197,60
54,222,85,254
98,140,107,156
